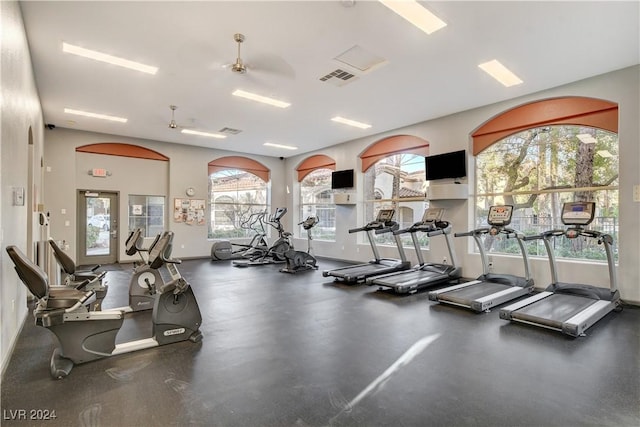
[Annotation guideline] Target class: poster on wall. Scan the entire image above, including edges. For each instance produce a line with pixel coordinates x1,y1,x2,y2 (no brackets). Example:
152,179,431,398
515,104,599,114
174,198,205,226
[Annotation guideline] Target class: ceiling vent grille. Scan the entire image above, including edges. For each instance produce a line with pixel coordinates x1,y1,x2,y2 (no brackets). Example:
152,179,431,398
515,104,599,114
319,69,358,87
218,127,242,135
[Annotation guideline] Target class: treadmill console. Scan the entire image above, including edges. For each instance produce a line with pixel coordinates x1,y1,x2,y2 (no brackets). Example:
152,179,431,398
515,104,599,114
421,208,445,223
372,209,395,227
487,205,513,226
561,202,595,226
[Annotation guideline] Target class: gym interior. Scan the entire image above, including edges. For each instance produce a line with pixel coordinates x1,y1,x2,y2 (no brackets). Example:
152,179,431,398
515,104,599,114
1,2,639,426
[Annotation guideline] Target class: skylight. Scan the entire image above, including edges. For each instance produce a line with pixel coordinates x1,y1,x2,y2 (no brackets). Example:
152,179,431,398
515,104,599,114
62,42,158,75
64,108,127,123
478,60,523,87
379,1,447,35
331,116,372,129
232,90,291,108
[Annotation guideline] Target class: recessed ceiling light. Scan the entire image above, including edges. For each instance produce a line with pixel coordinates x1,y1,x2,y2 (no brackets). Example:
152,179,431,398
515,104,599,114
331,116,372,129
62,42,158,75
232,90,291,108
478,60,523,87
576,133,597,144
181,129,227,139
379,1,447,35
263,142,298,150
64,108,127,123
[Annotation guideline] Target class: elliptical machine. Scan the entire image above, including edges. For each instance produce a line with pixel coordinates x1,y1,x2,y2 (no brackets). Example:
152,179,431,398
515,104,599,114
233,207,292,267
210,210,269,261
6,231,203,379
280,215,319,274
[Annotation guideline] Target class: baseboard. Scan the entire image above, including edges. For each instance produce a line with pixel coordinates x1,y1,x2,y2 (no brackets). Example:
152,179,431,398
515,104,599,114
1,309,28,384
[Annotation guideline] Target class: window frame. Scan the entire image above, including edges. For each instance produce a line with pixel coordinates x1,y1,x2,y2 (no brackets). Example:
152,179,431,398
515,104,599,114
208,168,271,239
299,168,336,242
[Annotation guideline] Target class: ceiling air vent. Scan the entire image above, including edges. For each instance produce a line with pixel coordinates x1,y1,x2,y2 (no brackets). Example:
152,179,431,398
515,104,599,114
218,127,242,135
319,69,358,87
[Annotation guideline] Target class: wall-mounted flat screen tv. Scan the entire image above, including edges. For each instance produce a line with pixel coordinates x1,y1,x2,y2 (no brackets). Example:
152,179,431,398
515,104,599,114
425,150,467,181
331,169,354,189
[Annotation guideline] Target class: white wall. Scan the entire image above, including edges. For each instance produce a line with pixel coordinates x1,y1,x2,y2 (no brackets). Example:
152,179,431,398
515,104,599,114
43,127,287,261
0,0,46,376
284,65,640,304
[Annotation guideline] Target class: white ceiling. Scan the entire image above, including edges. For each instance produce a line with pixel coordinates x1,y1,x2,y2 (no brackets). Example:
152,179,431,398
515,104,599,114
20,1,640,158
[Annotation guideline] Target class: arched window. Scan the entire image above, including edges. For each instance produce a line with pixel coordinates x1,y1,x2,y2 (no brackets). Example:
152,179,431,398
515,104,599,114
473,97,619,262
360,135,429,247
300,169,336,241
363,153,428,247
208,157,271,239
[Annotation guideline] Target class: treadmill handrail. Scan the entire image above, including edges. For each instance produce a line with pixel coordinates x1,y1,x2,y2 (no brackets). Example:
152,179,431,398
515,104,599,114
348,220,394,234
454,227,491,238
427,223,452,237
523,229,564,241
374,223,400,235
456,225,531,280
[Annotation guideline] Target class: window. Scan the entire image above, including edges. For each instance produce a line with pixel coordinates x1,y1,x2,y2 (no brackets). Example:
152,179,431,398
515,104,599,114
209,169,269,239
300,168,335,240
129,195,165,237
363,153,427,247
475,125,619,261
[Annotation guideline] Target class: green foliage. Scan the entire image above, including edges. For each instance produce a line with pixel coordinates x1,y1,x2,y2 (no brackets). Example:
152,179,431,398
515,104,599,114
86,225,100,248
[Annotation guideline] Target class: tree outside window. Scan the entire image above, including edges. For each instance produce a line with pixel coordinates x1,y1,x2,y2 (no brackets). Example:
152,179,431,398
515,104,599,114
209,169,270,239
475,125,618,261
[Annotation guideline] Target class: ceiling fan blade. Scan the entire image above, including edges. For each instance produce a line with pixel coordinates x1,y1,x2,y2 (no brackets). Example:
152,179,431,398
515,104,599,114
248,53,296,79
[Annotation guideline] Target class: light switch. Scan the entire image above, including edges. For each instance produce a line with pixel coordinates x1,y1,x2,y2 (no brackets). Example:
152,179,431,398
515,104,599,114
61,208,66,214
65,220,70,227
634,184,640,202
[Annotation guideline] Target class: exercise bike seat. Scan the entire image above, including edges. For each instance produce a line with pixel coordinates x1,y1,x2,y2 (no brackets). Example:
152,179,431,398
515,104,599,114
7,246,98,310
49,239,101,280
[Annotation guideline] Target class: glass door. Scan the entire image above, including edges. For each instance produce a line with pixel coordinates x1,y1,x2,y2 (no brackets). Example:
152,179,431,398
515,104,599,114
77,190,118,265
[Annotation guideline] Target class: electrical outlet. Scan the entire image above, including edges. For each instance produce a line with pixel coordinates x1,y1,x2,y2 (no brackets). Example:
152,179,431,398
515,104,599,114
442,257,448,264
181,244,185,249
634,184,640,202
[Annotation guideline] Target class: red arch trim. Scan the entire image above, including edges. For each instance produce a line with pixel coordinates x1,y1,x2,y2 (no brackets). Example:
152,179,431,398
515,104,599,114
208,156,270,182
76,143,169,161
359,135,430,172
471,97,618,155
296,154,336,181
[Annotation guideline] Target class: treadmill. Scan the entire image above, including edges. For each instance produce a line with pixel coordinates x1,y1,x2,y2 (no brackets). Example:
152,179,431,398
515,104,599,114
365,208,462,294
322,209,411,283
499,201,621,337
428,205,534,312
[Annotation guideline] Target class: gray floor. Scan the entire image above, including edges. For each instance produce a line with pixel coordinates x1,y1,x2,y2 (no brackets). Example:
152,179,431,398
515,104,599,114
2,258,639,427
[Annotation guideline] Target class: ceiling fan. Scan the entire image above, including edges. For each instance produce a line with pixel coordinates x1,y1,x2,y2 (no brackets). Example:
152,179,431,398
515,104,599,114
168,105,179,129
218,33,295,80
230,33,248,75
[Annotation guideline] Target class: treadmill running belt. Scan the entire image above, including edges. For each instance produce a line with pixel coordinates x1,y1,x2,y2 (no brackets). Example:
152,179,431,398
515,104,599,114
374,270,448,287
511,293,597,329
439,282,511,305
329,263,401,280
